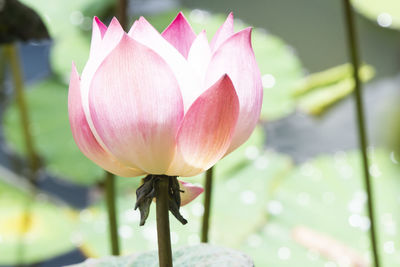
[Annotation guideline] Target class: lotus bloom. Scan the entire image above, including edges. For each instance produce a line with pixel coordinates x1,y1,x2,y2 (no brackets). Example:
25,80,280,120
68,12,262,181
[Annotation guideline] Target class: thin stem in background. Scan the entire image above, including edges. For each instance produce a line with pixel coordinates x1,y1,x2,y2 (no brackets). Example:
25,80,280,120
341,1,380,266
4,44,40,267
156,177,173,267
201,167,213,243
4,44,40,177
117,0,128,30
105,171,120,255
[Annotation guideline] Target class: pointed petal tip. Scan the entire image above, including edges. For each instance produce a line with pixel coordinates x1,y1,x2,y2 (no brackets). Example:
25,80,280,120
70,62,80,78
138,16,147,22
161,11,196,58
109,16,123,28
179,180,204,206
174,11,189,22
94,16,106,27
219,73,235,86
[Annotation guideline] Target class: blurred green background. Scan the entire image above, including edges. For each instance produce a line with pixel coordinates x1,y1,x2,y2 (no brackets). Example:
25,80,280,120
1,0,400,266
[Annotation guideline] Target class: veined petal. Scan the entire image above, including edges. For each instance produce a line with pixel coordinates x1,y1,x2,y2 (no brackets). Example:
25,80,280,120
89,17,107,58
210,12,234,52
161,12,196,58
179,180,204,206
80,17,125,153
187,30,211,85
166,74,239,177
89,34,184,174
206,28,263,154
128,16,202,111
68,63,144,177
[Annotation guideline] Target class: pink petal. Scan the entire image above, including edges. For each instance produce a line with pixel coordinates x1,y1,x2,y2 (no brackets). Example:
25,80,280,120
187,30,211,84
88,34,184,174
89,17,107,58
161,12,196,58
128,16,202,111
179,180,204,206
210,12,234,52
68,63,144,177
166,74,239,177
206,28,263,154
80,17,125,151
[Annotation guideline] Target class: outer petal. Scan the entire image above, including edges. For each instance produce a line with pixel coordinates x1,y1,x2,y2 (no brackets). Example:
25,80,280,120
89,17,107,58
89,35,184,174
210,12,234,52
161,12,196,58
187,30,211,85
166,75,239,177
68,63,144,177
206,28,263,154
128,17,202,111
179,180,204,206
81,17,125,153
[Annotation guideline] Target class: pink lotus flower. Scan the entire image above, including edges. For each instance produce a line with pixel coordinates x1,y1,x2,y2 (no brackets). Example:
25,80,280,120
68,12,262,180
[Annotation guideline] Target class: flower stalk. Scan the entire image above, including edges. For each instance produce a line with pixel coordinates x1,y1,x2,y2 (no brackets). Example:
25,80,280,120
201,167,213,243
105,171,120,255
156,177,173,267
341,1,380,266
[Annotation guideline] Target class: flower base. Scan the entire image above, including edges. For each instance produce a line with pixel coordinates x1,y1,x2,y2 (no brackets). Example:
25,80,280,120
135,175,187,226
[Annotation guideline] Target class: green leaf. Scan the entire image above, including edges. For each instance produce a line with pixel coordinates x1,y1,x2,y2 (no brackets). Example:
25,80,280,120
352,0,400,30
295,64,375,115
0,180,76,265
3,78,104,185
239,149,400,266
292,63,372,96
215,125,265,179
69,244,253,267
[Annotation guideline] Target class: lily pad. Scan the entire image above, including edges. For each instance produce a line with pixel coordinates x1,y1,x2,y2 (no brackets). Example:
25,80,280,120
3,78,104,185
352,0,400,30
238,149,400,266
69,244,253,267
0,180,77,265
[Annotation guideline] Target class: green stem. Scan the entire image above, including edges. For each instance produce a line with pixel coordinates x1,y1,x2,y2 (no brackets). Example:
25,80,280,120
4,44,40,266
105,172,120,255
156,177,173,267
342,1,380,266
201,167,213,243
4,44,39,178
